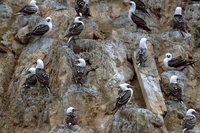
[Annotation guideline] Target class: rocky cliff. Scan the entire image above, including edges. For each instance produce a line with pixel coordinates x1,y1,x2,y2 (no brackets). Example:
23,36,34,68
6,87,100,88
0,0,200,133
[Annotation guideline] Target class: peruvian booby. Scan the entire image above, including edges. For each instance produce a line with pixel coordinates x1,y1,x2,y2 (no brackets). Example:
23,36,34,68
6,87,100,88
26,17,52,36
136,37,148,67
23,67,37,89
173,7,186,37
169,75,183,102
73,58,87,87
182,109,197,133
16,0,39,15
75,0,91,17
128,1,151,32
65,107,78,127
163,53,197,70
35,59,51,94
132,0,150,15
65,16,84,44
112,83,133,114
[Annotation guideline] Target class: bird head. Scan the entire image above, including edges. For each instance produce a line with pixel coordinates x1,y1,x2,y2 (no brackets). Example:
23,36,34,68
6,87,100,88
174,7,182,15
119,83,133,91
30,0,37,5
139,37,148,49
170,75,178,84
66,107,79,114
186,108,197,116
36,59,44,69
76,58,86,67
165,53,172,60
46,17,52,23
28,67,36,74
74,16,82,22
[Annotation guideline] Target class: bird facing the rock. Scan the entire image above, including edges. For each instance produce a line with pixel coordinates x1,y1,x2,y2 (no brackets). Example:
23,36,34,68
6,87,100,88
35,59,51,94
136,37,148,67
182,109,197,133
65,107,78,127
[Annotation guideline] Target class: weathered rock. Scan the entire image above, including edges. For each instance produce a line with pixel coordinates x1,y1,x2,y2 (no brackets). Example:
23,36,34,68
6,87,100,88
111,108,165,133
0,3,12,20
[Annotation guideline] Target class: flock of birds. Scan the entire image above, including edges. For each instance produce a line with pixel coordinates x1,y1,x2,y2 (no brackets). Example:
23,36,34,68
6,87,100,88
9,0,199,132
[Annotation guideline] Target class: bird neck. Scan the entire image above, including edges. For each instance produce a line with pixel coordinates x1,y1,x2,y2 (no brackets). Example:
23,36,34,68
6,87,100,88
76,20,84,26
163,58,170,68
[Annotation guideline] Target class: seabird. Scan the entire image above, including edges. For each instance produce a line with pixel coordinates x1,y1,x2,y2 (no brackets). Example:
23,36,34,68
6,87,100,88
65,16,84,44
128,1,151,32
22,67,37,89
136,37,148,67
173,7,186,37
112,83,133,114
169,75,183,102
163,53,197,70
65,107,78,127
75,0,91,17
132,0,150,15
16,0,39,15
35,59,51,94
182,109,197,133
26,17,52,36
74,58,87,87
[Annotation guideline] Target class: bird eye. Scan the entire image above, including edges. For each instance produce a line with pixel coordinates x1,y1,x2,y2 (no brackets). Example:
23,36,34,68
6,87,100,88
47,19,50,22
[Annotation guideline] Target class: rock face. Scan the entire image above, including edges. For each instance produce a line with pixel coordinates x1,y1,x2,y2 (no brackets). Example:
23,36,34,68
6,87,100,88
0,0,200,133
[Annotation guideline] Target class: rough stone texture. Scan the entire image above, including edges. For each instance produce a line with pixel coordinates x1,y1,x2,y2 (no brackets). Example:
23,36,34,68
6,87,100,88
0,0,200,133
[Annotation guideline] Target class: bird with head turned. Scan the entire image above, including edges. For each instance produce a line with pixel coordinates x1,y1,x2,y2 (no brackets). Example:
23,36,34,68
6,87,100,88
112,83,133,114
65,107,78,127
182,108,197,133
136,37,148,67
35,59,51,94
169,75,183,102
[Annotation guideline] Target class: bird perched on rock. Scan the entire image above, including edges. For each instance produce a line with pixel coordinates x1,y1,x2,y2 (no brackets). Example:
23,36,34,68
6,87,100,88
136,37,148,67
73,58,87,87
112,83,133,114
35,59,51,94
75,0,91,17
65,107,78,127
65,16,84,44
22,67,37,89
169,75,183,102
26,17,52,36
182,109,197,133
173,7,187,37
16,0,39,15
127,1,151,32
131,0,150,16
163,53,197,70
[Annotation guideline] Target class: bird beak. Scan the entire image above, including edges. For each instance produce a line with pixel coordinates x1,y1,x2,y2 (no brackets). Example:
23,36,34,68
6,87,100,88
74,109,79,112
36,2,42,5
127,85,134,88
126,1,132,6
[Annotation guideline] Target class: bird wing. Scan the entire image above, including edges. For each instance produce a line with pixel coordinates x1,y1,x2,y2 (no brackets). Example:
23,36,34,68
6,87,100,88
117,90,132,105
182,115,196,129
136,48,148,65
36,68,49,86
134,0,145,8
168,56,193,68
18,5,37,14
131,13,147,26
169,83,182,100
173,15,185,32
30,24,49,36
66,23,84,37
23,74,37,88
